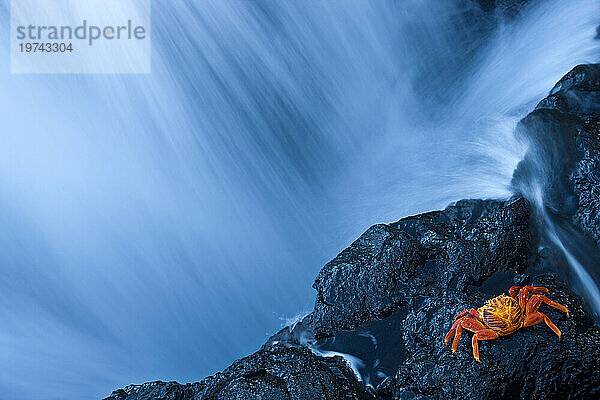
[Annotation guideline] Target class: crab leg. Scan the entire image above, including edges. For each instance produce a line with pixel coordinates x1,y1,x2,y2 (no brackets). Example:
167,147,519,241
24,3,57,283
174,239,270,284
445,308,481,345
518,286,549,310
444,317,464,348
509,286,521,300
460,317,496,362
540,295,570,317
454,309,469,320
510,285,547,298
472,329,499,363
526,294,570,317
451,323,463,351
523,286,550,293
524,294,567,338
445,315,496,362
444,318,461,344
524,311,562,339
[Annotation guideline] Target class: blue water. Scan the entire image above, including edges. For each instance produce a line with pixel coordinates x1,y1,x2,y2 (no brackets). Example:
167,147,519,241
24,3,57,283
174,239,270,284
0,1,598,399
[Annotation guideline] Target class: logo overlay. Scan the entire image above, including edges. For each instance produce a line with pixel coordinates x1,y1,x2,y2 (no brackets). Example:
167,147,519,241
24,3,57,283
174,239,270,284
11,0,151,74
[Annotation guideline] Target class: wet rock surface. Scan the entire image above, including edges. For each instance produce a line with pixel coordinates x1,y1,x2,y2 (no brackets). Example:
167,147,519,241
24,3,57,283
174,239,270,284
105,66,600,400
105,194,600,400
376,274,600,400
104,343,375,400
307,198,533,339
551,65,600,249
309,196,600,399
514,64,600,247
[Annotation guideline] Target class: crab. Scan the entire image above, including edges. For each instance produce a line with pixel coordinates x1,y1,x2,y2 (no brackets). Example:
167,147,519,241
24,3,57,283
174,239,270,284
444,286,570,362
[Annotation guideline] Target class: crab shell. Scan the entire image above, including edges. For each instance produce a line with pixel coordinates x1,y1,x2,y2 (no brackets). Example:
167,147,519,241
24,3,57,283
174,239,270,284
477,294,524,335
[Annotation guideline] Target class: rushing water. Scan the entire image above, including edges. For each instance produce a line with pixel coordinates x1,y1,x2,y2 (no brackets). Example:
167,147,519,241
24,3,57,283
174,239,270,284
0,0,598,399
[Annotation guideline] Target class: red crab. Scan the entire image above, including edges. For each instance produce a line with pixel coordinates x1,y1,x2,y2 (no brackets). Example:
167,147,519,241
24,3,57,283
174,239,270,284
444,286,570,362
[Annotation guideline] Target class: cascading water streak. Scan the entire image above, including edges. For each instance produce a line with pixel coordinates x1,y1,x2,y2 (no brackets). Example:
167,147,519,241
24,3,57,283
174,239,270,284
0,0,598,399
546,220,600,319
523,183,600,320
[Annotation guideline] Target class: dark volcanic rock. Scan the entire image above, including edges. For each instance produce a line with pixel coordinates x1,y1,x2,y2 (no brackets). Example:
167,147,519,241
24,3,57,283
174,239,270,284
536,64,600,116
307,198,533,339
306,197,600,399
513,64,600,248
105,195,600,400
104,342,375,400
376,274,600,400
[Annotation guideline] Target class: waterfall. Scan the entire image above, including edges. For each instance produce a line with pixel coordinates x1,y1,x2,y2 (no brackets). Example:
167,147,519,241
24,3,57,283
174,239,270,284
0,0,598,399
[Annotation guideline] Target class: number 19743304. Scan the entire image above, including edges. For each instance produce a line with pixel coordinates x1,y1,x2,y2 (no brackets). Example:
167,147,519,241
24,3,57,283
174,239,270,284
19,43,73,52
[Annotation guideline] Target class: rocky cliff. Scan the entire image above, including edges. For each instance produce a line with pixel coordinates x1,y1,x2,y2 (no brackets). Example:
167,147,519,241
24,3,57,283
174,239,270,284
104,65,600,400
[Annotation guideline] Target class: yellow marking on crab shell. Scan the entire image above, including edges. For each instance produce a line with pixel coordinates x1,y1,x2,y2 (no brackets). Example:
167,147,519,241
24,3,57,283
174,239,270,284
480,295,523,334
